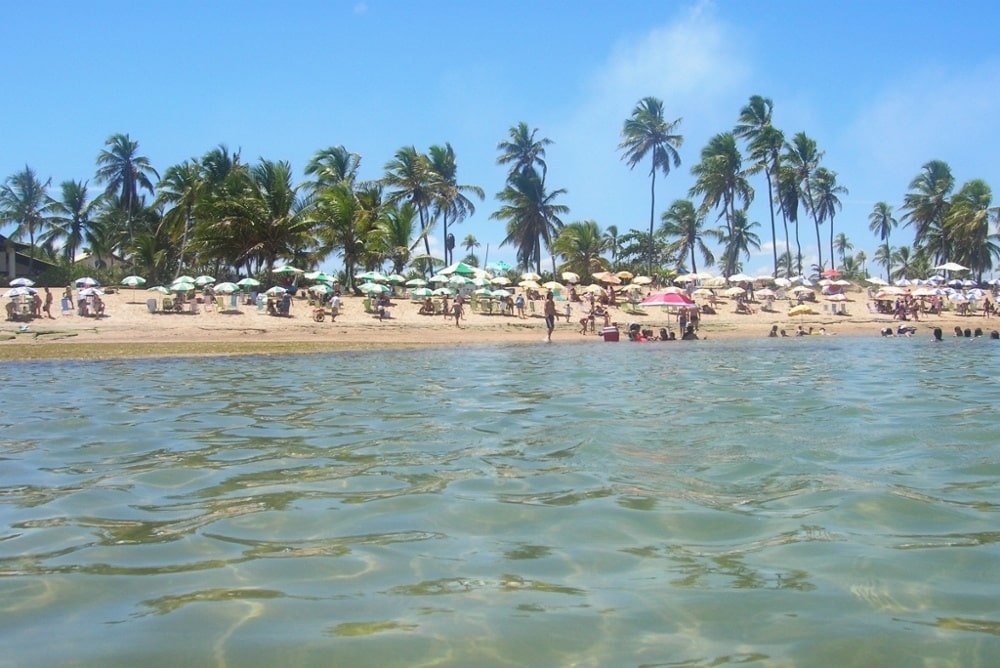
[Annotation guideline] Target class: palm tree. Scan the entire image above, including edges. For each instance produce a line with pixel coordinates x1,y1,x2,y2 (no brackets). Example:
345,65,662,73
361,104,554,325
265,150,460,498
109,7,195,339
867,202,897,279
777,165,802,275
874,243,894,282
709,210,761,277
660,199,714,275
382,147,437,265
0,166,51,276
902,160,954,262
619,96,683,275
811,167,847,271
305,145,361,189
94,133,159,245
313,182,383,290
552,220,610,280
156,161,203,273
45,180,103,266
462,234,479,255
689,132,753,237
833,233,853,268
428,143,484,265
603,224,620,268
891,245,915,281
372,202,419,275
946,179,1000,281
735,95,784,276
855,250,868,278
491,169,568,274
496,122,552,182
783,132,825,270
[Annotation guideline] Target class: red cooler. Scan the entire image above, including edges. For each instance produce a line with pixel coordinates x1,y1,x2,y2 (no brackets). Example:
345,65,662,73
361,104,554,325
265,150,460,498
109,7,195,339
602,327,620,342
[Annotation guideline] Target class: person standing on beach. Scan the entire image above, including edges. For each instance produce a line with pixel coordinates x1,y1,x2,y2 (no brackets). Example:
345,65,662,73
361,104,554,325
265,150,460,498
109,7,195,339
452,299,463,328
544,291,556,341
43,287,54,318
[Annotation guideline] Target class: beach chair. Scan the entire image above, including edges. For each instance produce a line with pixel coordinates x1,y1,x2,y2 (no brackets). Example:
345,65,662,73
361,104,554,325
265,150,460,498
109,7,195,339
146,298,158,314
61,297,73,315
363,298,374,314
215,295,226,311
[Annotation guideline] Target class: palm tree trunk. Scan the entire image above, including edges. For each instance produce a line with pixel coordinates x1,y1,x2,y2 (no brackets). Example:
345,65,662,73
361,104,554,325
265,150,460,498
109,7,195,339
814,221,823,273
829,213,836,272
442,212,449,265
766,171,777,277
794,221,802,275
648,170,656,276
690,246,697,275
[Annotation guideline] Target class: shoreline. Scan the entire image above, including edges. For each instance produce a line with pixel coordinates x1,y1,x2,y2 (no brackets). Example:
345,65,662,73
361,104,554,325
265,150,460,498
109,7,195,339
1,289,988,361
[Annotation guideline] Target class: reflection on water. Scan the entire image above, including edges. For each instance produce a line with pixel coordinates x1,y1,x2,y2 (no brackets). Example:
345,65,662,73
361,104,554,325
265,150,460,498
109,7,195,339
1,338,998,666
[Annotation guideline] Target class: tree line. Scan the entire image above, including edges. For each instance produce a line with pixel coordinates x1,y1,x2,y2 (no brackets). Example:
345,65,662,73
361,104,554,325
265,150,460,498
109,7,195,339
2,94,998,288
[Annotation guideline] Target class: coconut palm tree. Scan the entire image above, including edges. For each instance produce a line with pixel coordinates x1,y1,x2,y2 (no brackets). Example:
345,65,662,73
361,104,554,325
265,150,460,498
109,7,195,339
868,202,897,278
660,199,714,275
891,245,916,281
372,202,419,275
833,232,853,268
491,169,568,274
496,122,553,182
777,165,802,275
902,160,954,247
688,132,753,237
552,220,610,280
94,133,159,245
462,234,479,255
783,132,825,270
603,224,620,268
305,145,361,189
0,166,51,276
874,243,893,282
946,179,1000,281
45,180,104,266
382,146,438,264
156,161,203,273
709,210,761,277
428,143,484,265
855,250,868,278
313,182,383,290
619,96,683,276
735,95,784,276
811,167,847,271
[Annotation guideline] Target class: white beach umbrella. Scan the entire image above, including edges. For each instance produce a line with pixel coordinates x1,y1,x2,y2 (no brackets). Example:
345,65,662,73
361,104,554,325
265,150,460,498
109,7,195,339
121,275,146,288
9,277,34,287
490,276,511,286
561,271,580,283
520,271,542,281
214,282,238,294
405,278,428,287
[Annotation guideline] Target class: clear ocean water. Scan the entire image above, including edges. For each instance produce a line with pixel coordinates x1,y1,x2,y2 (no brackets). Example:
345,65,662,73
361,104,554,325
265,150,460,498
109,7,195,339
1,336,998,667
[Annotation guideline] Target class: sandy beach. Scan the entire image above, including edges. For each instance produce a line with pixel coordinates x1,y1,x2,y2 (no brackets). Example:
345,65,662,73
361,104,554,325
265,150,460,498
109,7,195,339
1,287,987,360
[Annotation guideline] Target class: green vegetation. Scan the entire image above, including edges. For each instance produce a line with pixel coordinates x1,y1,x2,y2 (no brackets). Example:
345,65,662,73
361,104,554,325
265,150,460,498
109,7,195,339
3,95,998,288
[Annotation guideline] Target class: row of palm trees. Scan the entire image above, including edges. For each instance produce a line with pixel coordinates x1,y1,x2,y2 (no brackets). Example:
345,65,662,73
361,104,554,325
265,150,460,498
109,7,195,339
3,97,999,288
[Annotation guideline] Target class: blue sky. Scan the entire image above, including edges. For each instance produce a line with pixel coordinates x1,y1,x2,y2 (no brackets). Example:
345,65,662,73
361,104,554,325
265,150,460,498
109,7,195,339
3,0,999,275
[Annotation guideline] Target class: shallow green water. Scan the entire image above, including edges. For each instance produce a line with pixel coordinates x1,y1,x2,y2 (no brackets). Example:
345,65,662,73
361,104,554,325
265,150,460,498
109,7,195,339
1,336,998,666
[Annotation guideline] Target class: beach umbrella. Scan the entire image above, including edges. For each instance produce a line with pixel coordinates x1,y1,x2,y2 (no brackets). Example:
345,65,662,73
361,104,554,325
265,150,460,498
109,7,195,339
490,289,511,298
174,275,196,284
171,281,196,292
756,288,777,298
727,273,753,283
486,260,512,273
490,276,511,286
75,277,99,287
723,286,746,297
616,270,634,281
357,270,387,283
542,281,564,291
935,262,968,272
773,277,792,287
120,275,146,288
825,293,848,301
442,262,477,277
788,304,816,316
433,286,456,296
236,277,261,289
820,268,842,278
273,265,303,275
520,271,542,281
405,278,428,287
561,271,580,283
9,277,34,287
411,287,433,297
473,287,493,296
692,288,714,298
79,287,104,297
471,277,489,287
194,275,216,287
4,286,36,298
579,284,605,294
640,292,695,307
308,283,333,295
595,272,622,285
359,282,390,294
147,285,171,294
448,275,470,287
428,273,449,284
266,285,292,296
632,275,653,285
386,273,407,284
519,279,541,289
214,282,238,294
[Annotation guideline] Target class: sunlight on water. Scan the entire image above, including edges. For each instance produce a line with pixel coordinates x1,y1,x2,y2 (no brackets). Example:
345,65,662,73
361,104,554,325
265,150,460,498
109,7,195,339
1,337,998,666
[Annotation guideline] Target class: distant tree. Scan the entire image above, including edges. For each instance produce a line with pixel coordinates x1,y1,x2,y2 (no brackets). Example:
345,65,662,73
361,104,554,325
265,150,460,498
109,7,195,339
868,202,897,278
709,210,761,277
689,132,753,237
0,166,51,276
660,199,714,275
833,232,853,268
428,143,483,265
811,167,847,270
735,95,784,275
783,132,824,269
603,224,620,267
492,169,568,274
902,160,954,259
45,180,104,266
552,220,610,280
619,96,683,275
95,133,159,245
496,122,552,182
383,147,437,264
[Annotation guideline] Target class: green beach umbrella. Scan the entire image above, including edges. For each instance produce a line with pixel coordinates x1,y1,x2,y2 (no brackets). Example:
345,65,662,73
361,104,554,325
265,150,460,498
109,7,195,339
357,270,387,283
432,286,456,296
405,278,428,287
147,285,170,294
359,282,389,294
171,280,195,292
265,285,289,296
174,275,196,284
236,277,261,289
411,287,433,297
386,273,407,284
194,275,216,286
214,282,238,294
308,283,333,295
273,265,303,275
121,275,146,287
